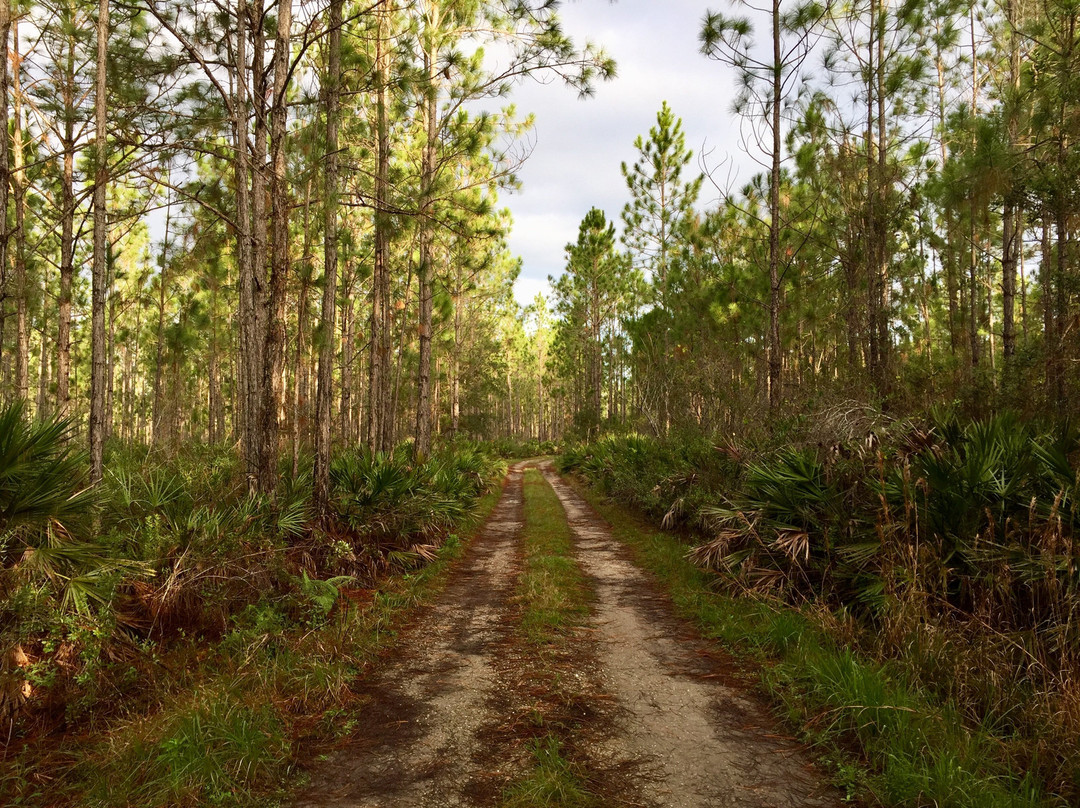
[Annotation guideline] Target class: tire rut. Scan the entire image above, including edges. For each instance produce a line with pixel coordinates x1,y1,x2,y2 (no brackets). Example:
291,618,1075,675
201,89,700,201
540,462,843,808
292,463,528,808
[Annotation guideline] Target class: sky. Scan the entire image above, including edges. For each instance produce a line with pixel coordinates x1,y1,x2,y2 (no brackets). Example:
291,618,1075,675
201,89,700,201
493,0,758,308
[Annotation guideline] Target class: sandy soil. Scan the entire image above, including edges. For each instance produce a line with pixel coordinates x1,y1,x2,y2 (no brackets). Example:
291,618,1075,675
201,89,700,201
540,462,841,808
292,463,527,808
291,461,843,807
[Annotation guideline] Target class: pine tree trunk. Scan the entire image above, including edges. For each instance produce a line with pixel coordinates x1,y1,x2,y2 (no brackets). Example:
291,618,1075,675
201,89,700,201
56,37,76,419
8,16,29,405
314,0,342,515
1001,0,1021,363
341,264,355,444
36,294,48,419
292,179,313,478
89,0,109,483
209,277,223,443
1041,215,1054,399
451,266,461,435
107,240,117,441
368,6,394,454
152,203,170,445
246,2,270,486
234,0,257,478
415,3,440,457
875,0,889,384
257,0,292,494
767,0,782,411
1054,208,1067,409
865,0,880,386
967,5,980,370
934,22,959,359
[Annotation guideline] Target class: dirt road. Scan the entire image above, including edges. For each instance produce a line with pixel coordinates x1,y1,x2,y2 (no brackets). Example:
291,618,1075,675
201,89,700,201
292,461,841,807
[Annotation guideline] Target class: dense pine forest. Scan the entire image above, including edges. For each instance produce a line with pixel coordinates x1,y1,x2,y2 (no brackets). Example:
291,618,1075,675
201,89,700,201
1,0,1080,805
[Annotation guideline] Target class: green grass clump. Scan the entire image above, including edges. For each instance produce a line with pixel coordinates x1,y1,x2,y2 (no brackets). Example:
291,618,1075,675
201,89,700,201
574,482,1052,808
501,736,596,808
90,696,288,807
519,469,589,645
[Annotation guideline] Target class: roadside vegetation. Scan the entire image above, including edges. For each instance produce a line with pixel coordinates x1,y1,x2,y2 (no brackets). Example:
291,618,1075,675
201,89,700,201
0,402,503,806
560,408,1080,807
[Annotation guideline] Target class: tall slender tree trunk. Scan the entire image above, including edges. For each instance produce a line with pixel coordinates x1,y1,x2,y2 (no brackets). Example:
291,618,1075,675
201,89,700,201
450,267,461,435
767,0,782,411
314,0,342,514
865,0,880,385
340,264,355,443
969,228,980,367
244,1,270,485
875,0,890,386
257,0,293,494
234,0,257,476
1041,215,1054,399
1054,208,1067,408
934,23,960,358
368,6,394,454
1001,0,1021,362
415,3,441,457
967,4,981,370
89,0,110,483
8,15,29,405
56,30,76,419
152,199,171,445
36,296,49,418
292,179,314,478
106,234,117,441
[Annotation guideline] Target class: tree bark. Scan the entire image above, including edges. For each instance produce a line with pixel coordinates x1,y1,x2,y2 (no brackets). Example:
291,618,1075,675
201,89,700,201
234,0,260,482
314,0,342,515
340,263,354,442
415,1,440,457
292,178,313,478
767,0,782,411
7,14,28,405
152,199,170,445
89,0,110,483
257,0,292,494
56,27,76,419
1001,0,1021,362
368,5,394,454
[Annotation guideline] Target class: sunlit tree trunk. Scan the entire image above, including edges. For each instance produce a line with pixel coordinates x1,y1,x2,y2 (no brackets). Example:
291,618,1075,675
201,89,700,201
257,0,293,493
766,0,782,410
368,5,394,454
89,0,110,482
341,264,355,444
56,20,76,419
10,17,30,405
152,200,171,445
314,0,342,514
415,1,441,457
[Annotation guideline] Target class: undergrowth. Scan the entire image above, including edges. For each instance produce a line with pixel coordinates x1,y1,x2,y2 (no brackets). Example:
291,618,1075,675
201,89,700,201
573,481,1049,807
561,409,1078,807
0,406,506,807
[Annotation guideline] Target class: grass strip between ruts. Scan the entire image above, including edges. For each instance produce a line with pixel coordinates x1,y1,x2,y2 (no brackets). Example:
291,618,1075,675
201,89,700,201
566,474,1054,808
501,468,595,808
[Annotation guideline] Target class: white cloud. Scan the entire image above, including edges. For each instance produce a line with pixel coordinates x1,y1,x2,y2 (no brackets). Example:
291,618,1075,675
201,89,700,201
500,0,755,292
513,275,553,310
